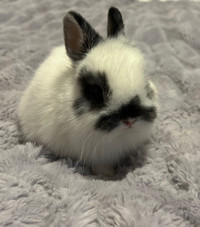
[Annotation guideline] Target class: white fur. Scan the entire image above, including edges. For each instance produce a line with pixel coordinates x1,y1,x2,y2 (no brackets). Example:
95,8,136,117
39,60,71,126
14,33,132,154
18,39,158,171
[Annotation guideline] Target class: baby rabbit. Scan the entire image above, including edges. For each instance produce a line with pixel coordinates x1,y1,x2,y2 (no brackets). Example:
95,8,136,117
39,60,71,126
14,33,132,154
18,7,158,176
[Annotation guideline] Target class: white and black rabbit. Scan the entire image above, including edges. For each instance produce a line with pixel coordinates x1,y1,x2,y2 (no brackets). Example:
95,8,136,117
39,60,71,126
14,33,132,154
18,7,158,176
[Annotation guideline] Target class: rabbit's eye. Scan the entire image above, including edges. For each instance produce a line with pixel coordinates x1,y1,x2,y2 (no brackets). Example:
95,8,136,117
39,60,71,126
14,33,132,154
88,85,103,102
83,84,104,108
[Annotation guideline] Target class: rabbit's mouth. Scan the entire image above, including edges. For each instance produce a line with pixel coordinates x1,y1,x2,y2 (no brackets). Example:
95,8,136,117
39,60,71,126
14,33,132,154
122,119,136,128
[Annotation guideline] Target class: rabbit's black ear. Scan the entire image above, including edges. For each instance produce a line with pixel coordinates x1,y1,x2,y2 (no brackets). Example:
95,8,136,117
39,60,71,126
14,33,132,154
63,11,102,62
107,7,124,38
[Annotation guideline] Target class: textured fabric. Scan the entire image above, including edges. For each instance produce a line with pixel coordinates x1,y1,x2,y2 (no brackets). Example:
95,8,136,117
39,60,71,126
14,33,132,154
0,0,200,226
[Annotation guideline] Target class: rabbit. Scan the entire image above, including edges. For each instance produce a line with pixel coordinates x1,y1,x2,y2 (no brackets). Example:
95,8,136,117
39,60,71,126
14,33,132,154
18,7,158,176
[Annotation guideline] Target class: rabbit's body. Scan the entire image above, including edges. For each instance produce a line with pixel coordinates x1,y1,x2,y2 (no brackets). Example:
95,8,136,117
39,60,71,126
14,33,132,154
18,8,158,176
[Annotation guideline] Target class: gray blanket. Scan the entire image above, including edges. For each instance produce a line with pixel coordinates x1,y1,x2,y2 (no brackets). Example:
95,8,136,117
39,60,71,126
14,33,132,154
1,0,200,226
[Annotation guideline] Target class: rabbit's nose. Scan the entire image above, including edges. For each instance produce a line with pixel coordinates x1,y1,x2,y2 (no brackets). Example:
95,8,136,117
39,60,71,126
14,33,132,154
123,119,136,128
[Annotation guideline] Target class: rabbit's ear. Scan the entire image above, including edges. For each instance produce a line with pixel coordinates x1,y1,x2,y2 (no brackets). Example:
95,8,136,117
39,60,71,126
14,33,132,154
107,7,124,38
63,11,102,62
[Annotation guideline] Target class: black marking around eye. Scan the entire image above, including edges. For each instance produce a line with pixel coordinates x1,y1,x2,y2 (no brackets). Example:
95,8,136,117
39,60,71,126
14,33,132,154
77,68,111,111
95,96,157,132
145,83,154,100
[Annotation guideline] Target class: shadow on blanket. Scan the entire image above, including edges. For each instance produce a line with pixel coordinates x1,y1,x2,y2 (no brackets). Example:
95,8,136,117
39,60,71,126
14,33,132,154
31,142,149,181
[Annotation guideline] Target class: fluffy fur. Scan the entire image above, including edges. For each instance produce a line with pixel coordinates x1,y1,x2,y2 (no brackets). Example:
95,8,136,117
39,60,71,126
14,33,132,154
18,8,158,176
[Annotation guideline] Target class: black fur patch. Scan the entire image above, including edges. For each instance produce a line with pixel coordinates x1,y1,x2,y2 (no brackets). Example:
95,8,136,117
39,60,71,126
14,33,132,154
145,83,155,100
95,96,157,132
107,7,124,38
95,112,120,132
77,68,111,111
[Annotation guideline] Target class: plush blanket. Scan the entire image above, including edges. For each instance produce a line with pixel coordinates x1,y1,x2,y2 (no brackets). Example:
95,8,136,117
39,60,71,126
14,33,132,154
1,0,200,226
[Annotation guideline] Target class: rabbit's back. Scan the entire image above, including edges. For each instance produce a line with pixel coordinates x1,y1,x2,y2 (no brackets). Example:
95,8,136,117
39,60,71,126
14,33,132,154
18,46,75,148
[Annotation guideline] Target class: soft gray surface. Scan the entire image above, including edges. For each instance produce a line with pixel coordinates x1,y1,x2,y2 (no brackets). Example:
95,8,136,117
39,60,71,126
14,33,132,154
1,0,200,226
